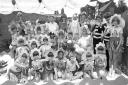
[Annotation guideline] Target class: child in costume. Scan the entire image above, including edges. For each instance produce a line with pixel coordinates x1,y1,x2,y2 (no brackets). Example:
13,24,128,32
44,50,56,80
80,49,94,78
58,30,66,49
8,51,29,82
94,42,107,78
28,39,40,50
54,50,67,80
15,36,29,60
8,22,19,50
66,52,79,80
34,25,43,42
29,48,44,81
39,36,51,58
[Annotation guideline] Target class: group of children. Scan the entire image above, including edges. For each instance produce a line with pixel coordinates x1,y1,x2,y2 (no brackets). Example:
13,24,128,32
0,12,125,84
6,17,108,83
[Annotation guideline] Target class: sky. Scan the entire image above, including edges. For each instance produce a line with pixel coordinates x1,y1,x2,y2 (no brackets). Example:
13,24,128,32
0,0,127,17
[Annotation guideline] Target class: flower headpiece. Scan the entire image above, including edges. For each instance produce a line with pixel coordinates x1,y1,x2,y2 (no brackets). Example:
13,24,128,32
30,48,41,60
29,39,40,48
16,36,27,46
95,42,106,54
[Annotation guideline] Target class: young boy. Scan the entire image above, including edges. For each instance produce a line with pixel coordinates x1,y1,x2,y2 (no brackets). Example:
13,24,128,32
54,50,66,80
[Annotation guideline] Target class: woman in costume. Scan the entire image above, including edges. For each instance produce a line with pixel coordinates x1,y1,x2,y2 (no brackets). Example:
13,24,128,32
108,14,125,72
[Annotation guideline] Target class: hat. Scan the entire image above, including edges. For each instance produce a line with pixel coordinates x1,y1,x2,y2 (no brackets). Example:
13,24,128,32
30,48,41,60
95,42,106,54
8,22,18,34
16,36,27,46
29,39,40,48
20,50,29,59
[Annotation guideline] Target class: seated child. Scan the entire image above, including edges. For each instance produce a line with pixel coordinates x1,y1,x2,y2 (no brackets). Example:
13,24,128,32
66,52,79,80
29,39,40,50
54,50,66,80
94,42,107,78
80,49,94,78
8,51,29,82
44,50,56,80
29,48,43,81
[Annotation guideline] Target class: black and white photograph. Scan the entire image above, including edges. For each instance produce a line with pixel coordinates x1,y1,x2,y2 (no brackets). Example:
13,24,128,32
0,0,128,85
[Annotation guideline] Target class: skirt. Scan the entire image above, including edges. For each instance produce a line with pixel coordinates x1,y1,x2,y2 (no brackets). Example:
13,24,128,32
109,37,123,69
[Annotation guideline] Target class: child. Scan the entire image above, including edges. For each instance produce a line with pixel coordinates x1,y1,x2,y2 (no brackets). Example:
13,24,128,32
44,50,56,80
80,49,94,78
39,36,52,58
8,22,19,50
54,50,66,80
34,26,43,41
15,36,29,59
66,52,79,80
29,39,40,50
58,30,66,49
77,27,92,50
8,51,29,83
94,42,107,78
29,48,43,81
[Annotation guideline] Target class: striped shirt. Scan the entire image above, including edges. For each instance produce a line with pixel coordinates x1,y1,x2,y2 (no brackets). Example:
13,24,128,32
93,24,105,39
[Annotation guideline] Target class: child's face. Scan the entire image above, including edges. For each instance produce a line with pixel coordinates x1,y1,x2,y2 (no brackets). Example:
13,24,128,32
82,28,88,36
74,33,79,40
31,44,37,49
12,28,17,34
68,34,73,39
43,38,48,44
37,30,41,34
58,52,64,59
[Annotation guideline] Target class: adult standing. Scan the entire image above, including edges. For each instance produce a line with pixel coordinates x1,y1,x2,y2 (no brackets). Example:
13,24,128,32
92,16,105,54
46,16,59,35
108,14,125,71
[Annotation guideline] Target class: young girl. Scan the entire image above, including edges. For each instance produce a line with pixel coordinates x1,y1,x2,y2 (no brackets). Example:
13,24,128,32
29,39,40,50
39,36,51,58
80,49,94,78
8,22,19,50
54,50,66,80
15,36,29,59
94,42,107,78
8,51,29,82
66,52,79,80
29,48,43,81
108,14,125,72
44,50,56,80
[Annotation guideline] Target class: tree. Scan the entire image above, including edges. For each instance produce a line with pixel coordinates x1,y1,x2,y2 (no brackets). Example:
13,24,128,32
115,0,128,14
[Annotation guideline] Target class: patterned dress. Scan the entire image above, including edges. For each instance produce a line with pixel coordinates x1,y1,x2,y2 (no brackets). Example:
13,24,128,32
109,26,123,69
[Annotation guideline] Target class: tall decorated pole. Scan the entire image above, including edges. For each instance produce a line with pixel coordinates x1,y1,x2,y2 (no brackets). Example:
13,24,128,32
95,1,99,18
